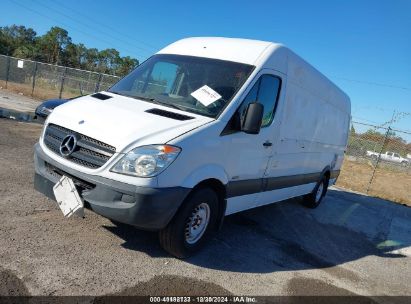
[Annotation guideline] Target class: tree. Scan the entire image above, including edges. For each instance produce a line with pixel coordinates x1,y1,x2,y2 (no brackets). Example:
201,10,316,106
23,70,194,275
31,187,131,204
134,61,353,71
350,125,356,136
362,129,385,141
116,56,139,76
0,24,139,75
0,25,37,55
97,48,120,74
12,45,37,59
63,43,87,68
84,48,99,71
37,27,71,64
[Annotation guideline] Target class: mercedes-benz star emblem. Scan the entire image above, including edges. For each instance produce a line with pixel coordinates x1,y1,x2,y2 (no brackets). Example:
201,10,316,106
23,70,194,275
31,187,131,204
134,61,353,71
59,134,77,157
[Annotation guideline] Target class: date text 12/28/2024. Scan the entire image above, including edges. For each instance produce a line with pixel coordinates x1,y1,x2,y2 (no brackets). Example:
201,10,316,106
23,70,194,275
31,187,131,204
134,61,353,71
149,296,257,303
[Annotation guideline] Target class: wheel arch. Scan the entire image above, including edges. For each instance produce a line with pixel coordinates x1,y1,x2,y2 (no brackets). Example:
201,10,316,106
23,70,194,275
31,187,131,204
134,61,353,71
320,165,331,186
164,165,229,231
190,178,227,231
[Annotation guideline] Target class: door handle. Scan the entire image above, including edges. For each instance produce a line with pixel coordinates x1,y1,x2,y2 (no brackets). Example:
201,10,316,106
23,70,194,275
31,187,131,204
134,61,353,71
263,141,272,147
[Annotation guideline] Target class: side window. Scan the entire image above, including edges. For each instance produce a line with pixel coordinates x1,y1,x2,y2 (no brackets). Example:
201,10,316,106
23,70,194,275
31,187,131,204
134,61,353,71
387,152,393,156
238,74,281,128
394,153,400,158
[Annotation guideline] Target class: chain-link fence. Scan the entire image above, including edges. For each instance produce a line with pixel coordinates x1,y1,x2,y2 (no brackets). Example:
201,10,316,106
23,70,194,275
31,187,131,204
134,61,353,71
0,54,120,100
337,121,411,205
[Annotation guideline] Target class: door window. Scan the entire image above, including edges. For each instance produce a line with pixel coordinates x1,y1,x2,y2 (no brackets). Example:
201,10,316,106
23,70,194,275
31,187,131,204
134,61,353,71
238,74,281,128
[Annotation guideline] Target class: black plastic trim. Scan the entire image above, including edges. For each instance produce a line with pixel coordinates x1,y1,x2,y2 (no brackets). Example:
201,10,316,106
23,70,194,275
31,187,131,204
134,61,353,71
226,170,338,198
145,108,194,121
76,139,113,157
226,178,263,198
264,172,322,192
91,93,112,100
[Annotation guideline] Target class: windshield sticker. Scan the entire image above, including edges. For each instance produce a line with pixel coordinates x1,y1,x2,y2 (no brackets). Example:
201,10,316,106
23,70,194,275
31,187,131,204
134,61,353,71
190,85,222,106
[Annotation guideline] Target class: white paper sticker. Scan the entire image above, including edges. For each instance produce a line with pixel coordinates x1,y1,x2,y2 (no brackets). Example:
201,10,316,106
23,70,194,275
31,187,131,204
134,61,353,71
17,60,24,68
190,85,222,106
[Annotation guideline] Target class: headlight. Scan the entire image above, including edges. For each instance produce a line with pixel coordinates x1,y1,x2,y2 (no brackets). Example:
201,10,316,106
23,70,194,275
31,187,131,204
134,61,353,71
40,107,53,115
111,145,181,177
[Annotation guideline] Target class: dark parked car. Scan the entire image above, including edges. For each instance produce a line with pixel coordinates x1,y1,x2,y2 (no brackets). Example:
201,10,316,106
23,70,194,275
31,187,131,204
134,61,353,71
34,99,69,122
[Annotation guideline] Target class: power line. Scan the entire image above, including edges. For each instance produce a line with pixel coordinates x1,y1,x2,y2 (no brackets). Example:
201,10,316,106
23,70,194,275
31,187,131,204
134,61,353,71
353,109,411,135
331,76,411,91
51,0,158,51
353,121,411,136
352,116,387,125
35,0,156,55
5,0,410,93
7,0,148,59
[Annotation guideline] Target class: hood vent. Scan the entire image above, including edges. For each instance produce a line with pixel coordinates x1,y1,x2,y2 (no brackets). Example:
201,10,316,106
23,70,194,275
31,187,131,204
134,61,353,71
91,93,112,100
145,108,194,121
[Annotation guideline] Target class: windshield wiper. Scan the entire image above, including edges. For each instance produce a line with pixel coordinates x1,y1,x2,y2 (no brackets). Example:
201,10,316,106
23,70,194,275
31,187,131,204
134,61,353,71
109,91,128,97
110,92,196,114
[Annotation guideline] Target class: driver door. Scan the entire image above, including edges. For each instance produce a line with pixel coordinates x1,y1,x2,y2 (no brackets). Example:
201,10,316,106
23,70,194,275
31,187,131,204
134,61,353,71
223,70,283,214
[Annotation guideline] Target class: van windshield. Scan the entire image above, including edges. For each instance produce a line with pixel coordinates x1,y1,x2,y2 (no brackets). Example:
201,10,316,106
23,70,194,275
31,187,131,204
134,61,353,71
108,54,254,118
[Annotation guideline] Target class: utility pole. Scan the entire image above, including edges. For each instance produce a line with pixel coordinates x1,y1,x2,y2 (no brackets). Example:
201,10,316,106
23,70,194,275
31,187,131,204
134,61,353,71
366,110,396,193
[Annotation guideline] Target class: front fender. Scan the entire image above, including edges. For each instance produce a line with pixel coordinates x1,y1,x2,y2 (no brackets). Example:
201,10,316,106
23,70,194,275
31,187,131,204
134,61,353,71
180,164,229,188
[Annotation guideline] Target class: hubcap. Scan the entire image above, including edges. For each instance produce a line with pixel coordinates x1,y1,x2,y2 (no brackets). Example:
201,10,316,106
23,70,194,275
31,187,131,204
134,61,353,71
185,203,210,244
315,182,324,203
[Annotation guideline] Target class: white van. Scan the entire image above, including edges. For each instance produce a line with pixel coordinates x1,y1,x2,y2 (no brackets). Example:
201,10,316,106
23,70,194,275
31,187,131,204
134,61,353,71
34,37,351,258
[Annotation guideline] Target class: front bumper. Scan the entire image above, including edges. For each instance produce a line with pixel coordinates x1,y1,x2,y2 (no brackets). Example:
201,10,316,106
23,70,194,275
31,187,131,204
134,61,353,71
33,143,190,230
34,113,47,123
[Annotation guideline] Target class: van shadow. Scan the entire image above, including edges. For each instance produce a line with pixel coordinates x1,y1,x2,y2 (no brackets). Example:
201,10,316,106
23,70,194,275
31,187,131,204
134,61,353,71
102,188,411,273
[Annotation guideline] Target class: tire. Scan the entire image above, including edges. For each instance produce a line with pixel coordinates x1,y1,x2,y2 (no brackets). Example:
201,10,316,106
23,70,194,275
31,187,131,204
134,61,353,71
159,187,219,258
401,161,408,167
302,175,329,208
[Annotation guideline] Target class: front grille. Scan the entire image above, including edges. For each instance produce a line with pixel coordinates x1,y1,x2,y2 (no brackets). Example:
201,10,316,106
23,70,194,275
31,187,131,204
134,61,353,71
45,162,95,191
43,124,116,169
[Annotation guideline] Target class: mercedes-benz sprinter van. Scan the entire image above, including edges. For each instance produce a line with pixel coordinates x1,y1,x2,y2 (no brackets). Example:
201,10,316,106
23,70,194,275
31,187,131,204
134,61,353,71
34,37,351,258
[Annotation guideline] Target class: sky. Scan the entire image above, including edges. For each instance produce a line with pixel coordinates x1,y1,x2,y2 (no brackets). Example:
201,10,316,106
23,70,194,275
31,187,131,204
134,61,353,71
2,0,411,137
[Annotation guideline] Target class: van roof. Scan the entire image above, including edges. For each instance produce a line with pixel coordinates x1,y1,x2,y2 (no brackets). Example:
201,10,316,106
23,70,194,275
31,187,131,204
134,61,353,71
157,37,282,66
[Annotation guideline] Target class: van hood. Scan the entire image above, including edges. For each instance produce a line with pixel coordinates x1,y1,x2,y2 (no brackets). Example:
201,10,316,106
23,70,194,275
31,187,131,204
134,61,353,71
46,92,213,152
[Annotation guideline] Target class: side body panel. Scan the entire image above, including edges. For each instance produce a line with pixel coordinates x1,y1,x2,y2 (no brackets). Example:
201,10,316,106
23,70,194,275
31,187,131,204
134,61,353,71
165,47,350,216
256,51,350,208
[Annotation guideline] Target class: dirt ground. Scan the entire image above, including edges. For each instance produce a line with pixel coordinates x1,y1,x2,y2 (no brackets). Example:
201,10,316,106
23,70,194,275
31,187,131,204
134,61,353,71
1,118,411,298
337,159,411,206
0,79,112,101
0,81,77,101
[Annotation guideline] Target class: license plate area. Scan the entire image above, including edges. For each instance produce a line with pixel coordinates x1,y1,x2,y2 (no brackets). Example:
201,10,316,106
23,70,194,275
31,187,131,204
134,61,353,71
53,176,84,218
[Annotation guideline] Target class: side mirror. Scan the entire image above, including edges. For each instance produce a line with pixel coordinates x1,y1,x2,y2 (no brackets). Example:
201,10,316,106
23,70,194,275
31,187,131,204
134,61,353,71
242,102,264,134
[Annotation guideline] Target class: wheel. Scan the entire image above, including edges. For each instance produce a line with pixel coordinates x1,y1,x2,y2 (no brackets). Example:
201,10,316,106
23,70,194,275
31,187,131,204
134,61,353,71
302,175,329,208
401,161,409,167
159,187,219,258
